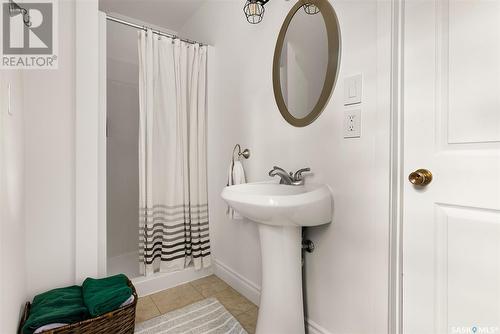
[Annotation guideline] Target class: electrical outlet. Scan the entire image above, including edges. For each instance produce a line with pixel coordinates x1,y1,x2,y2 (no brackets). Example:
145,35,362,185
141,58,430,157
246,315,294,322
344,109,361,138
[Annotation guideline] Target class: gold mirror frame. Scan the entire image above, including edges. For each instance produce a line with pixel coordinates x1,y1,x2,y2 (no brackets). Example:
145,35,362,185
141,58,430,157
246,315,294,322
273,0,341,127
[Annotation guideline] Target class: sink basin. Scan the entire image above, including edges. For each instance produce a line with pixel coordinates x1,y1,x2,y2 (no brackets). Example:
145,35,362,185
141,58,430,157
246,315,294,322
221,181,333,334
221,182,333,226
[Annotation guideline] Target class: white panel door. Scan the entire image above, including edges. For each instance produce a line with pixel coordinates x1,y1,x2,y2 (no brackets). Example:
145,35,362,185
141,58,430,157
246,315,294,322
403,1,500,333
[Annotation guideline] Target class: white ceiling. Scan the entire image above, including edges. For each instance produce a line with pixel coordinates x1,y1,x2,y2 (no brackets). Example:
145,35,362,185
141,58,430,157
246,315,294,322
99,0,209,32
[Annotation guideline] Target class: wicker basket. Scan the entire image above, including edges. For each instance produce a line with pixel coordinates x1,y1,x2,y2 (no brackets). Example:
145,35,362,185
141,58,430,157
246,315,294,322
18,280,138,334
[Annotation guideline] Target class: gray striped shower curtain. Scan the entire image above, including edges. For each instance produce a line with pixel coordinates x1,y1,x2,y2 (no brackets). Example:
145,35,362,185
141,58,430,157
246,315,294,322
138,30,211,275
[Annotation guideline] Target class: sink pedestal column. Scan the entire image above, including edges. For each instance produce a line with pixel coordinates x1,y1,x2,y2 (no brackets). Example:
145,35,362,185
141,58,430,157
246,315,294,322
256,224,304,334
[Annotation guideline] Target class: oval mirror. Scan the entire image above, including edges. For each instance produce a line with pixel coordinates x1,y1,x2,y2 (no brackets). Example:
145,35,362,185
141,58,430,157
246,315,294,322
273,0,341,127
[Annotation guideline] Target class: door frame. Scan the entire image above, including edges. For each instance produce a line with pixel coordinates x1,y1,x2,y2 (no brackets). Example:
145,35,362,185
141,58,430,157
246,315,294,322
388,0,404,333
75,1,107,282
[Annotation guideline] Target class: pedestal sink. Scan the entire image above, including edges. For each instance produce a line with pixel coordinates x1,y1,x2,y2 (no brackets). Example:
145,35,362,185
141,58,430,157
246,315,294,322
221,181,333,334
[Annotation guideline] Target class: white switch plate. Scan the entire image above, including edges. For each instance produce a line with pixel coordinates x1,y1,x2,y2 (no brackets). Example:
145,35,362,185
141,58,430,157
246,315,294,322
7,83,12,116
344,74,362,105
344,109,361,138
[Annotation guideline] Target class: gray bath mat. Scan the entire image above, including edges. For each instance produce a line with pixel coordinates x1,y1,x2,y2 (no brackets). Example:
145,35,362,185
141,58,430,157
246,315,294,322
134,297,247,334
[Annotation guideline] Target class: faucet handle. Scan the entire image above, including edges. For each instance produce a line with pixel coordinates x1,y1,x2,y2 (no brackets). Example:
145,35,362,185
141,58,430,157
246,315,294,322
293,168,311,181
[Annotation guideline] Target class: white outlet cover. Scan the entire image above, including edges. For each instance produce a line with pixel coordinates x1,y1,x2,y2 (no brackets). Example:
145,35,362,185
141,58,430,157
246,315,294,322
344,109,361,138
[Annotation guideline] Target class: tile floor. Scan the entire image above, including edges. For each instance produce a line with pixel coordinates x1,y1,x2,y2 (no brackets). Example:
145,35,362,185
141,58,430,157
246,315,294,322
135,275,258,333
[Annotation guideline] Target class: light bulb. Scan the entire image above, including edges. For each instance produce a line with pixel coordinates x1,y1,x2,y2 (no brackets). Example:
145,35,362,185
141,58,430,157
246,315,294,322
249,3,258,15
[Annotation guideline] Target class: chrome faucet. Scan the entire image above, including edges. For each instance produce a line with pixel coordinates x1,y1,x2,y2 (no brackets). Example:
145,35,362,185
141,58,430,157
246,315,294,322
268,166,311,186
269,166,293,185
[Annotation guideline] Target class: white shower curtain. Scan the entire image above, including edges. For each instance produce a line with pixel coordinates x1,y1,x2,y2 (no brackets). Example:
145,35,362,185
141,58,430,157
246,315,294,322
138,30,211,275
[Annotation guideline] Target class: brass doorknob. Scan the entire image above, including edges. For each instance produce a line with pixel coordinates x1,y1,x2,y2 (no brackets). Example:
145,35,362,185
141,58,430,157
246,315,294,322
408,169,433,186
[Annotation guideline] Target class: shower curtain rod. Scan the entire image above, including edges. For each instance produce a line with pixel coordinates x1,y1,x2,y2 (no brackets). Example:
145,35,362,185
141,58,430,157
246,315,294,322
106,15,209,47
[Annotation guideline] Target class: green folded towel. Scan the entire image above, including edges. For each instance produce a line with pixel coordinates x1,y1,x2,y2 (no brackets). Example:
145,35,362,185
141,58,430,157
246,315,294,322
82,274,132,317
22,285,89,334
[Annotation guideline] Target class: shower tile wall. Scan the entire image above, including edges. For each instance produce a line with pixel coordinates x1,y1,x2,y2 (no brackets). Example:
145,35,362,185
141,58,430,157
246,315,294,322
106,21,141,278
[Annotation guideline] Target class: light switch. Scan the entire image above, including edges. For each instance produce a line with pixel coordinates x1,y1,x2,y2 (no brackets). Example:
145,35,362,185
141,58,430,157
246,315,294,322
348,82,356,98
344,109,361,138
7,83,12,116
344,74,362,105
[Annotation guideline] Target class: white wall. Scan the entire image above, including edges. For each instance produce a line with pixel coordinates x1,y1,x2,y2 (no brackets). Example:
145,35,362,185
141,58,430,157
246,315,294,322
0,70,26,334
180,1,392,333
0,1,98,328
23,0,76,297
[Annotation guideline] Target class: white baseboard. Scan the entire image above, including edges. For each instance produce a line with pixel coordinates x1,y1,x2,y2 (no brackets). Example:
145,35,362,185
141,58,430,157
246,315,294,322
306,318,333,334
212,258,332,334
132,266,213,297
213,258,261,305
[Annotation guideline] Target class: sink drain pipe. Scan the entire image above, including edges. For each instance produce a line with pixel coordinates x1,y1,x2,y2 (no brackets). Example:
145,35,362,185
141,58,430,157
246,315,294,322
301,228,314,333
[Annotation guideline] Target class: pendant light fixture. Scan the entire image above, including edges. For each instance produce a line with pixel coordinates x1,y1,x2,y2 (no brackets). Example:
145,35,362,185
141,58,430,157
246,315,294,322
244,0,319,24
8,0,31,27
244,0,269,24
303,3,320,15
